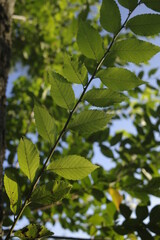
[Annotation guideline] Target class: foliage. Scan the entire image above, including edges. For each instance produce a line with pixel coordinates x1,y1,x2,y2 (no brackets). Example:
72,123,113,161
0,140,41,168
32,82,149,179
3,0,160,239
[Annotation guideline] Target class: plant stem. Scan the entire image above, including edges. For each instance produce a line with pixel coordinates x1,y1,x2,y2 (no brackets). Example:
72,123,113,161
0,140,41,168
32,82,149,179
5,4,138,239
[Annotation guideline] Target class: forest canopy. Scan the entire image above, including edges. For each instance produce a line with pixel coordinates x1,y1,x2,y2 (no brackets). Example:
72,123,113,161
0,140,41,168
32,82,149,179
0,0,160,239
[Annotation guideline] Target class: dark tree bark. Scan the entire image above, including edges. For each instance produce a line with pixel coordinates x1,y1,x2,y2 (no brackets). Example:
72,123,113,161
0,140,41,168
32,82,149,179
0,0,15,238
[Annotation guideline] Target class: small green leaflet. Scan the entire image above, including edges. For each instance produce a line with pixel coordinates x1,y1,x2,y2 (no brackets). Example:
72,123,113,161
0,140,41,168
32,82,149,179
111,38,160,64
100,0,121,34
49,71,75,110
97,67,144,91
63,54,88,85
118,0,138,10
47,155,99,180
34,102,57,145
142,0,160,12
14,223,53,240
17,138,40,182
31,181,72,205
69,110,114,136
4,170,21,214
77,21,104,61
83,89,127,107
127,14,160,36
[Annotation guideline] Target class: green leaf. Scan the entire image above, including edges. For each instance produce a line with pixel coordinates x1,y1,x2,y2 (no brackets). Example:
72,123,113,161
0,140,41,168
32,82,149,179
14,223,53,240
88,214,105,225
111,38,160,64
118,0,138,10
97,67,144,91
49,71,75,110
127,14,160,36
100,0,121,34
100,144,114,158
120,204,132,219
136,205,148,221
47,155,99,180
31,181,72,205
4,170,21,214
137,228,154,240
69,110,114,136
142,0,160,12
77,21,104,61
17,138,40,182
110,132,123,146
34,102,57,145
83,88,127,107
63,54,88,85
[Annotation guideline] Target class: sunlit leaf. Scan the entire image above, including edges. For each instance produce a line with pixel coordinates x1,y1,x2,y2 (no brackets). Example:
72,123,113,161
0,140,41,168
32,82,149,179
47,155,99,180
97,67,144,91
108,188,123,211
83,88,127,107
17,138,40,182
49,71,75,110
100,0,121,33
31,181,72,205
77,21,104,61
14,223,54,239
127,14,160,36
4,170,21,214
69,110,114,136
63,54,88,85
88,214,105,225
34,102,57,145
111,38,160,64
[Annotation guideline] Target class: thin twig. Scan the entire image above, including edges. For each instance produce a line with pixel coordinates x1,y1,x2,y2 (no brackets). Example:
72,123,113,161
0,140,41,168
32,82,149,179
5,4,140,239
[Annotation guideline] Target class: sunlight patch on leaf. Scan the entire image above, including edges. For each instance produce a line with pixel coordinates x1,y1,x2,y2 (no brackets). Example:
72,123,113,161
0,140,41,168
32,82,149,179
47,155,99,180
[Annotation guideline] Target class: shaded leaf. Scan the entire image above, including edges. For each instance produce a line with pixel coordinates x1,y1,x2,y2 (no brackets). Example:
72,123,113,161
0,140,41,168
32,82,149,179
111,38,160,64
47,155,99,180
118,0,138,10
69,110,114,136
110,132,123,146
92,188,105,201
14,223,53,239
34,102,57,145
77,21,104,61
49,71,75,110
17,138,40,182
84,88,127,107
100,0,121,33
136,205,148,221
127,14,160,36
63,54,88,85
108,188,123,211
4,170,21,214
100,144,114,158
120,204,132,219
142,0,160,12
137,228,154,240
150,205,160,224
97,67,144,91
31,181,72,205
148,68,158,77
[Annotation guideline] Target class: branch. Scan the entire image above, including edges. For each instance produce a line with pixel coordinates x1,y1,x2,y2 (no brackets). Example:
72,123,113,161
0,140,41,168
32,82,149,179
12,15,26,21
5,4,140,239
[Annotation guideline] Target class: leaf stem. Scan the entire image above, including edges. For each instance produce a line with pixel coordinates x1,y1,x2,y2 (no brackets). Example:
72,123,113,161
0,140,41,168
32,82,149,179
5,4,138,239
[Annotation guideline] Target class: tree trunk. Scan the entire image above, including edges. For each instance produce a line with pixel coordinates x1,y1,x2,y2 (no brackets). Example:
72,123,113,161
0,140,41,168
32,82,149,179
0,0,15,238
